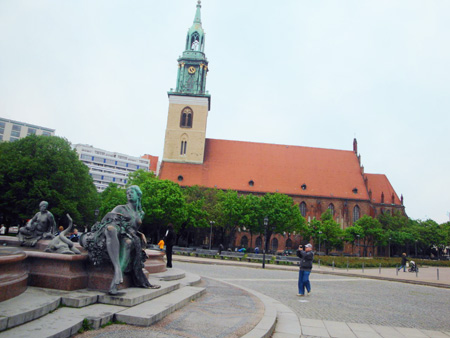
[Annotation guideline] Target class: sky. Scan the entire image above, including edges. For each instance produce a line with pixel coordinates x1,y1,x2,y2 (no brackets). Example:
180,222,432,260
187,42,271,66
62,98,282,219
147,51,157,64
1,0,449,224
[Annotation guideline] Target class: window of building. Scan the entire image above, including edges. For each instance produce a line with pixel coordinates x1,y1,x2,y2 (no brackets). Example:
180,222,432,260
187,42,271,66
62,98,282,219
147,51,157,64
299,202,307,217
286,238,293,249
180,141,187,155
80,154,92,160
353,205,360,223
0,122,5,134
10,137,19,142
11,125,21,138
27,128,37,135
128,164,138,170
240,236,248,248
180,107,193,128
42,131,51,136
271,238,278,252
328,203,335,216
255,236,262,248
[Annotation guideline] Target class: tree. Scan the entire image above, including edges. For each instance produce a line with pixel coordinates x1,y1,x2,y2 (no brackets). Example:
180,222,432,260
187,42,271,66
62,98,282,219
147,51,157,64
354,215,383,257
127,171,187,243
98,183,126,221
307,210,344,254
259,193,305,252
0,135,99,227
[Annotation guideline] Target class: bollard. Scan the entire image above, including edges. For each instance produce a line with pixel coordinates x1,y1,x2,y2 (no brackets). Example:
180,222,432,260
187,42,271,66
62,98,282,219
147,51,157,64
332,261,335,270
396,265,398,276
416,268,418,278
437,268,439,281
362,262,364,273
379,263,381,274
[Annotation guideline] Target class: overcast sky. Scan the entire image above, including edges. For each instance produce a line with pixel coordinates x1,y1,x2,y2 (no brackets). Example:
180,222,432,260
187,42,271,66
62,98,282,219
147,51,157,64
1,0,449,224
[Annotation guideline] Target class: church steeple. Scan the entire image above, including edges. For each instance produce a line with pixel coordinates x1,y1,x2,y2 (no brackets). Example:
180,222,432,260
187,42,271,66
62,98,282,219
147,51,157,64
170,0,210,99
163,1,211,165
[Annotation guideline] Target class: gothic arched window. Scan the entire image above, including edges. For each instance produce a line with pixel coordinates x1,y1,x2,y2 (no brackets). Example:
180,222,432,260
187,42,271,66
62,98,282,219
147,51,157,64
271,238,279,252
299,202,307,217
255,236,262,248
240,236,248,248
180,141,187,155
180,107,193,128
328,203,335,216
191,32,200,50
286,238,293,249
353,205,360,223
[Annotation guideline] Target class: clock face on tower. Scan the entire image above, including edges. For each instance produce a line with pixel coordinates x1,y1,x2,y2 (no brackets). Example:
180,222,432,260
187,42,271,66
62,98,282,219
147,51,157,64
188,66,196,74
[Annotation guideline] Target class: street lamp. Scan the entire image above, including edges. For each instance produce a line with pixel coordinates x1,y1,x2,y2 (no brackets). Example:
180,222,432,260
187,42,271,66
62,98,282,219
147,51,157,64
318,231,322,254
357,235,360,257
262,216,268,269
209,221,215,250
415,240,418,257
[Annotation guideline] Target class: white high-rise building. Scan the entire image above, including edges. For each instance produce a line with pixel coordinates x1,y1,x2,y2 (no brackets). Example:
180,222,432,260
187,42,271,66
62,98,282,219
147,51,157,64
0,117,55,142
73,144,151,192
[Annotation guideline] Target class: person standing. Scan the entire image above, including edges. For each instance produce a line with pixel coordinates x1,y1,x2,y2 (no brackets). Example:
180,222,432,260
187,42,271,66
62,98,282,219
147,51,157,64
164,223,175,268
0,224,5,235
398,253,409,272
297,243,314,296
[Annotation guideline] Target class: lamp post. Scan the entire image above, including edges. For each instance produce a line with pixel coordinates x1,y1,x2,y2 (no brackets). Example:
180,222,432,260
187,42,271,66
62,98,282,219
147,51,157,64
357,234,360,257
415,240,418,257
263,216,268,269
209,221,215,250
318,231,322,254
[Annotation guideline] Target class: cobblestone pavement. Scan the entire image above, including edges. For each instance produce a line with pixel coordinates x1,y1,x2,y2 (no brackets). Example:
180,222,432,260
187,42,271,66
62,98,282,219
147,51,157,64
175,262,450,331
75,277,264,338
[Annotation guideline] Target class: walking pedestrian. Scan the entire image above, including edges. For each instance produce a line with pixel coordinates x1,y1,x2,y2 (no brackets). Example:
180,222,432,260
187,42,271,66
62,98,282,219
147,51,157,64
397,253,409,272
164,223,175,268
297,243,314,296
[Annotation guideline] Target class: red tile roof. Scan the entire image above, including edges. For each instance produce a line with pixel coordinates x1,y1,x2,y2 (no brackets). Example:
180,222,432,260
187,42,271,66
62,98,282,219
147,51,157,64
365,173,402,205
160,138,373,201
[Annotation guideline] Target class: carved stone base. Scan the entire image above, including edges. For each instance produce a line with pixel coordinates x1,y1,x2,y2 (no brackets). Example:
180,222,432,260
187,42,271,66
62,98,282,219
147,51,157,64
144,249,167,274
26,250,88,291
86,264,132,292
0,247,28,302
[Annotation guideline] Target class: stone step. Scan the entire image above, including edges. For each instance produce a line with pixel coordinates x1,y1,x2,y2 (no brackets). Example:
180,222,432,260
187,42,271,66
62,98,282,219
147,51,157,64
151,267,186,281
0,303,126,338
115,286,206,326
97,280,180,307
179,271,202,286
0,287,61,331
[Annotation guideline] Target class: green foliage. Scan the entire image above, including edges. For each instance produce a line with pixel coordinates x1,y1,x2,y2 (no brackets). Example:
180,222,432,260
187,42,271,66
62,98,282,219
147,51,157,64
306,210,344,253
78,319,94,333
0,135,99,226
99,183,126,220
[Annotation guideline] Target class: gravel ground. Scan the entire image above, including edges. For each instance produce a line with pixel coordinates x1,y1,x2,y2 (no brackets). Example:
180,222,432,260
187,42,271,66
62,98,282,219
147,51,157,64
175,261,450,331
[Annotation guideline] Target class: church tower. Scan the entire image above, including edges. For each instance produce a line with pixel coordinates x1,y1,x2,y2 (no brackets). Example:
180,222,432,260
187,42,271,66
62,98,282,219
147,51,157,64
163,1,211,164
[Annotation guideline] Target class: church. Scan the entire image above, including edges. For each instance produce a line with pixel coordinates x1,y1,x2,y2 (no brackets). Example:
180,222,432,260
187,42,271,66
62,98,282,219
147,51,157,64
158,1,405,253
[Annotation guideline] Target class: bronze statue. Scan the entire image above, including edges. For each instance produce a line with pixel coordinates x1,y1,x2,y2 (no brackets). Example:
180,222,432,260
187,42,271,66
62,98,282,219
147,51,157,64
80,185,160,294
45,214,81,255
18,201,56,247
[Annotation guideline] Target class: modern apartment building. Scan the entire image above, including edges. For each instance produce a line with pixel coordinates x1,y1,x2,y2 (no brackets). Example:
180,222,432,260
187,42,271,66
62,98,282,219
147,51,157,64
73,144,157,192
0,117,55,142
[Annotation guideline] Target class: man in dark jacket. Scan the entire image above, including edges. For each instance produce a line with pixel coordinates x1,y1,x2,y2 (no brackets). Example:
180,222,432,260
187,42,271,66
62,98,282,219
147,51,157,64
397,253,409,272
164,223,175,268
296,243,314,296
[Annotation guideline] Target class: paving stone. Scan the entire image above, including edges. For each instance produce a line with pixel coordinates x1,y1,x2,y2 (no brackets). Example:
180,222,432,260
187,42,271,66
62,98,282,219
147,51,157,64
302,325,331,337
419,330,450,338
394,327,429,337
301,318,327,328
370,324,407,338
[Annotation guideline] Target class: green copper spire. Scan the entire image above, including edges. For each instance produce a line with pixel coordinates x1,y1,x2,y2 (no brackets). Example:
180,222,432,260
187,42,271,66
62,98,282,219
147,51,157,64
170,0,210,98
193,0,202,24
